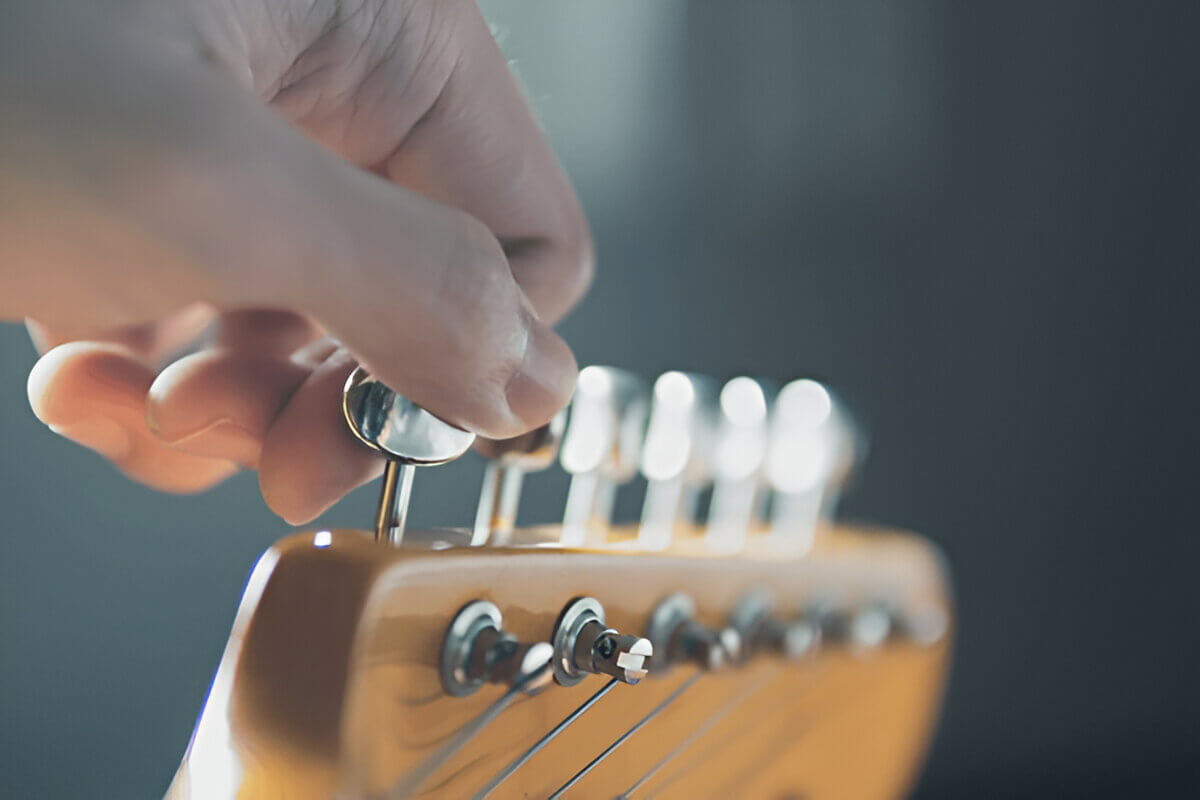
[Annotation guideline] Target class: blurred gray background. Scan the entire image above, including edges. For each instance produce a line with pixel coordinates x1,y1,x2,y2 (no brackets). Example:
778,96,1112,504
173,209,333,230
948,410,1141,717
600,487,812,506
2,1,1198,797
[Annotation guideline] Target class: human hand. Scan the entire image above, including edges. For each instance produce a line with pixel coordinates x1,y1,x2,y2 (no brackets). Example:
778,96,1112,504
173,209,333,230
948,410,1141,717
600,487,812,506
3,0,591,522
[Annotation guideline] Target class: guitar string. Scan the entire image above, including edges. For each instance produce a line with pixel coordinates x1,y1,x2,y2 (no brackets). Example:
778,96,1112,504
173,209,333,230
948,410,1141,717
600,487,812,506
546,672,703,800
639,663,831,800
471,678,620,799
387,660,552,799
614,664,785,799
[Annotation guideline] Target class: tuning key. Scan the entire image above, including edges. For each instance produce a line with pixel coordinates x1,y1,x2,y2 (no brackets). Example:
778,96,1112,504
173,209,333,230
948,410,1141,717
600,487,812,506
646,593,741,673
707,377,775,553
440,600,555,697
552,597,653,686
763,379,862,555
343,367,476,545
637,372,720,550
472,411,567,546
559,367,650,547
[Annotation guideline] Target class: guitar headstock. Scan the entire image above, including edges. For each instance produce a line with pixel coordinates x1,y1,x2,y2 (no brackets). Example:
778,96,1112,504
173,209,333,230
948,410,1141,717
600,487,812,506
169,368,952,800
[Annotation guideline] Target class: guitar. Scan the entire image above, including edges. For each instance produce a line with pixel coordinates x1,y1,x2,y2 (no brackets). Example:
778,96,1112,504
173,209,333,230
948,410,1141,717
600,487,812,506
167,368,953,799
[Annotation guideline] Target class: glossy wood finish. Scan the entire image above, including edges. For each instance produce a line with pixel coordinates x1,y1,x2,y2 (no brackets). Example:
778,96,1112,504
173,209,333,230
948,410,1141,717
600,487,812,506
168,524,952,799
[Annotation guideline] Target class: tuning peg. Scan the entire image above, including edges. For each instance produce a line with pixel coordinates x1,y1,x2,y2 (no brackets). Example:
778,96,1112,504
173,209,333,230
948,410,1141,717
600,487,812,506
440,600,555,697
728,591,820,662
471,410,567,546
552,597,653,686
343,367,476,545
706,377,775,553
559,367,650,547
637,372,720,550
646,593,741,673
763,379,862,554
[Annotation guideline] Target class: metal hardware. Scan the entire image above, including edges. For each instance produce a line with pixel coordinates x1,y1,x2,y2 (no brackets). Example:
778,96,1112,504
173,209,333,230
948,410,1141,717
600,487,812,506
817,601,894,651
646,593,740,672
763,379,861,554
638,372,720,550
707,377,775,552
559,366,650,546
440,600,555,697
728,591,820,662
552,597,653,686
342,367,475,544
472,410,566,546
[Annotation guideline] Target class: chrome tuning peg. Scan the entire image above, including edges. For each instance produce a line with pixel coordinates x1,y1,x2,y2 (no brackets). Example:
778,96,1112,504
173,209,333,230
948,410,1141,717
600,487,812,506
559,366,650,547
646,593,741,673
552,597,653,686
440,600,555,697
763,379,862,555
472,410,567,546
637,372,720,550
343,367,475,545
728,591,820,663
706,377,775,553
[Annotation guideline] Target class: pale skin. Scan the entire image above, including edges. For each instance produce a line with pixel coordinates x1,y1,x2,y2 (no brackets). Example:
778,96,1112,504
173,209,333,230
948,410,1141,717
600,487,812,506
1,0,592,524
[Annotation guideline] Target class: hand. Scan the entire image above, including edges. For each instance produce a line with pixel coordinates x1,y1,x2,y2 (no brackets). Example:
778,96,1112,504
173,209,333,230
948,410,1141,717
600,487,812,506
2,0,592,523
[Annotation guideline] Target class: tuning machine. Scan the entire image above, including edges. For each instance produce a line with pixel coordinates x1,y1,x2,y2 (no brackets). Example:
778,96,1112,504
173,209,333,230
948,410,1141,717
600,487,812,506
728,591,820,662
552,597,653,686
646,593,741,673
472,411,567,546
763,379,863,554
440,600,555,697
638,372,720,550
559,367,650,547
343,367,475,544
707,377,775,553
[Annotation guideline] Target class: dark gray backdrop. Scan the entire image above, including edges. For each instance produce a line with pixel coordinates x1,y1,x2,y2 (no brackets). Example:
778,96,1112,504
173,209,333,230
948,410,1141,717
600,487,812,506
2,2,1198,797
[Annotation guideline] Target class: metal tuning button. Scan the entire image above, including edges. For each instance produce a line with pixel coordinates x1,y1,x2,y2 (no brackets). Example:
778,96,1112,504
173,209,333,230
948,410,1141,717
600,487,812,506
472,410,567,546
646,593,741,673
637,372,720,550
763,379,862,555
707,377,774,553
552,597,653,686
559,367,650,547
343,367,476,545
440,600,555,697
728,591,820,663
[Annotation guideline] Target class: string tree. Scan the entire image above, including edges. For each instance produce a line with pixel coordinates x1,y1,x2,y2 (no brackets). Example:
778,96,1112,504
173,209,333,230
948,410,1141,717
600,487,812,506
472,410,566,546
342,367,475,545
559,366,650,547
637,371,720,551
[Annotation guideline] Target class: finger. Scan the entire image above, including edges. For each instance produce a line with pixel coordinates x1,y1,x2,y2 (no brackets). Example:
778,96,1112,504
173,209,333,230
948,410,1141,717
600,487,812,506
258,348,383,524
268,1,593,324
145,317,333,467
157,68,577,438
27,342,238,492
27,302,218,362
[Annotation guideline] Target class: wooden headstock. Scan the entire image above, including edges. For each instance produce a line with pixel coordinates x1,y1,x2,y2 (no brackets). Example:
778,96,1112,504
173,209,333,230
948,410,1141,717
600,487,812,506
167,522,951,799
170,369,952,798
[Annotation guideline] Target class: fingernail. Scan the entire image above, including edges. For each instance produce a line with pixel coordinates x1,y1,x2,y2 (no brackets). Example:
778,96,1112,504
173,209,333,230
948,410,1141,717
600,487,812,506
155,418,263,468
505,321,578,428
50,418,133,460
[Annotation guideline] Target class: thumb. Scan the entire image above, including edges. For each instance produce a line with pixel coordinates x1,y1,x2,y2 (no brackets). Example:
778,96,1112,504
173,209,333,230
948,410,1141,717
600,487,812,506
168,72,578,437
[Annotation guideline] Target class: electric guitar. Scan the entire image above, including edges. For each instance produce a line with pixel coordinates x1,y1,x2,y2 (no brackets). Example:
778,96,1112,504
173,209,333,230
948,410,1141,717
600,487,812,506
167,368,952,799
